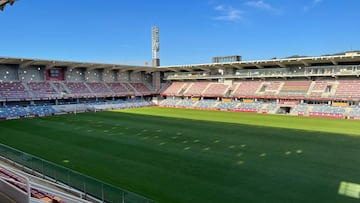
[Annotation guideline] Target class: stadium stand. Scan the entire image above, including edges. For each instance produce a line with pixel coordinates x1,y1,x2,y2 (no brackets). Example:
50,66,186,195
63,82,92,98
176,99,196,108
86,82,113,97
19,67,44,82
348,106,360,119
107,82,132,96
195,99,218,109
84,99,154,111
263,102,279,114
159,97,181,107
335,80,360,98
279,81,311,96
309,104,345,119
309,81,330,97
51,82,68,94
0,162,93,203
217,100,238,110
27,81,59,99
161,82,185,95
0,65,18,82
84,70,101,82
183,82,209,96
130,82,153,95
28,105,57,116
261,81,283,95
0,106,28,118
1,52,360,120
235,102,262,113
122,83,136,93
66,68,85,82
290,103,308,116
0,82,30,101
1,167,52,202
232,82,262,97
202,83,229,97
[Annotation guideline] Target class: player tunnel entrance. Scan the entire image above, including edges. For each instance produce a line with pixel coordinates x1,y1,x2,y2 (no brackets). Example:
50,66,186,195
278,106,292,114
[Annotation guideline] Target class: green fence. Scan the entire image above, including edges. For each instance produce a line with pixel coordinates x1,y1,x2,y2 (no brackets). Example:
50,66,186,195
0,143,157,203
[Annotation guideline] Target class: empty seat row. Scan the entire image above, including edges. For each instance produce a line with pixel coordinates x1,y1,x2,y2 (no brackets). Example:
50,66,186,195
162,80,360,99
0,105,58,118
0,81,154,101
0,167,65,203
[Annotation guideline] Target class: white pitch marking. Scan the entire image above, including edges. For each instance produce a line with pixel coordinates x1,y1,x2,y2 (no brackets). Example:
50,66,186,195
236,160,245,165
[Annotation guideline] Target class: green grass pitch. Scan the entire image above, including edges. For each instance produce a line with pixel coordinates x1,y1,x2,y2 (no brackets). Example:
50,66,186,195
1,107,360,203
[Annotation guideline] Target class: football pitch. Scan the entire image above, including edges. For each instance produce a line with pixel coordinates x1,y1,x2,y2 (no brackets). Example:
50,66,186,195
0,107,360,203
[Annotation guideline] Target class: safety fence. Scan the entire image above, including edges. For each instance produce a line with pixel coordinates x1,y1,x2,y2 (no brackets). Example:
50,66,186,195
0,143,157,203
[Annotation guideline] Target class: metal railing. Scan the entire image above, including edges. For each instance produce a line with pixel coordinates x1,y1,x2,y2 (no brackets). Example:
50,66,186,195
164,65,360,80
0,143,157,203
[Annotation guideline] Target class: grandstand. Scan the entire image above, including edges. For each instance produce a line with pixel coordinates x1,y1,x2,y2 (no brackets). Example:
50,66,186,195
1,51,360,202
0,161,92,203
158,51,360,119
1,51,360,119
0,58,156,117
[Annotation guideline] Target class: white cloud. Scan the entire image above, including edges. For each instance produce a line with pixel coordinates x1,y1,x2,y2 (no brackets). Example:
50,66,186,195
304,0,324,11
245,0,272,10
213,5,243,22
214,5,225,11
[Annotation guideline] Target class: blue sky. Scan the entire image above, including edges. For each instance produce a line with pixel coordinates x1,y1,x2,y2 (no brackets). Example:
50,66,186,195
0,0,359,66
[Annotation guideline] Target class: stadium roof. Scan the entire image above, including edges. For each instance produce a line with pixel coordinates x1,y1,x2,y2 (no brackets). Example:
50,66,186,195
1,51,360,73
0,56,153,72
159,51,360,72
0,0,15,11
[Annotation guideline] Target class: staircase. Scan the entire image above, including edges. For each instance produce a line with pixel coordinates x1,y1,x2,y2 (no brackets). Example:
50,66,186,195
21,82,34,98
306,81,316,96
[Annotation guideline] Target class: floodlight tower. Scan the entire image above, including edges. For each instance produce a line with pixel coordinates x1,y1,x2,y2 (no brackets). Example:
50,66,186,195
152,26,160,67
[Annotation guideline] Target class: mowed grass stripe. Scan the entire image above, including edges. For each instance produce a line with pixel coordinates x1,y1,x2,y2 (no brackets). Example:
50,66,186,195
0,107,359,203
